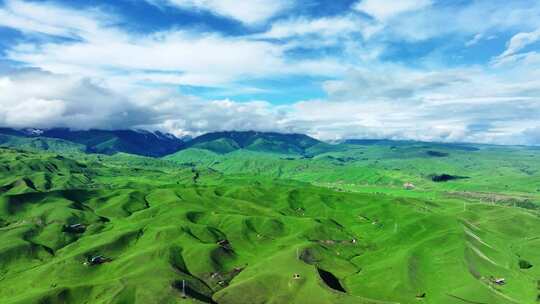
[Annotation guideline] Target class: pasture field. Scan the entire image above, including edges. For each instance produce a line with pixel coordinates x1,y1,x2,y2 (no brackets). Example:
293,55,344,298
1,139,539,304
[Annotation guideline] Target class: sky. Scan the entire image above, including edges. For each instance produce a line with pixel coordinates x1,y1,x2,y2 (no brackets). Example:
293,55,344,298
0,0,539,145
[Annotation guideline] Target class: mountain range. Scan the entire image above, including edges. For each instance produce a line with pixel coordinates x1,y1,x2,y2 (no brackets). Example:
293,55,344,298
1,127,539,304
0,127,517,159
0,128,336,157
0,128,184,157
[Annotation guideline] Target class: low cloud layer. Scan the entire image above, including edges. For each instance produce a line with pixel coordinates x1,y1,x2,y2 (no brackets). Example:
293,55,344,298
0,70,143,129
2,67,539,146
0,69,288,136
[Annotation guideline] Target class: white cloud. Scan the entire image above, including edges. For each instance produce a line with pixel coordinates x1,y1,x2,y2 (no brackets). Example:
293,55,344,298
148,0,290,24
149,97,286,136
501,28,540,57
7,98,66,127
6,31,283,84
0,70,288,134
522,127,540,145
0,0,344,90
290,63,540,144
492,51,540,67
260,15,365,39
466,33,483,47
492,28,540,66
0,70,144,129
353,0,432,21
356,1,540,42
465,34,496,47
0,0,115,39
1,0,540,146
2,61,540,145
6,31,346,87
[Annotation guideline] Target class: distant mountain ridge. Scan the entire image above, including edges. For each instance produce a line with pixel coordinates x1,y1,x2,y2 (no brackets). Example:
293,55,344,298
185,131,323,154
0,128,503,158
0,128,184,157
344,139,481,151
0,128,329,157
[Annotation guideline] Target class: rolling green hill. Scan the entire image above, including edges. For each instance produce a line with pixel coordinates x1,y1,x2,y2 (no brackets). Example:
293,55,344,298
1,135,540,304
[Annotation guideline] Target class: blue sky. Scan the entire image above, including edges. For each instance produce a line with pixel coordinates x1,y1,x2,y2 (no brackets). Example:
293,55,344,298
0,0,539,144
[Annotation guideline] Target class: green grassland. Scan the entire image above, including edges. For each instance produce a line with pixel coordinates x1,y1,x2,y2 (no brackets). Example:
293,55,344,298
0,134,86,154
1,135,540,304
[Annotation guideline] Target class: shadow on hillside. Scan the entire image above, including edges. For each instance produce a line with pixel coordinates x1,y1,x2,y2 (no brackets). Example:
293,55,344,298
317,268,346,293
172,280,217,303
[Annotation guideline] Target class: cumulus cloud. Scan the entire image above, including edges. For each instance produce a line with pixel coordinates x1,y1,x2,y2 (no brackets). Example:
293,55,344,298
0,70,148,129
147,0,291,24
135,87,288,136
0,69,291,135
298,64,540,144
0,67,294,137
